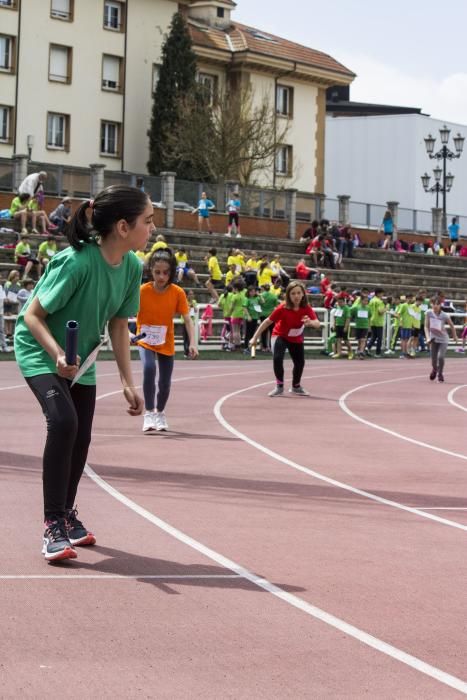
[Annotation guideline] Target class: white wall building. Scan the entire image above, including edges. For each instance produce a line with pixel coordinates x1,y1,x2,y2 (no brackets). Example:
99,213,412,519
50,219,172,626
0,0,353,192
325,113,467,219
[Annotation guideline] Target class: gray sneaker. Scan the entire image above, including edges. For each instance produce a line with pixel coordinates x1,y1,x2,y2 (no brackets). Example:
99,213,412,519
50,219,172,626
289,386,309,396
268,385,284,397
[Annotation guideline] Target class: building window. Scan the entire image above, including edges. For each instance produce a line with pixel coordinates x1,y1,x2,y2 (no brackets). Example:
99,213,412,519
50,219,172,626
47,112,69,150
0,0,17,8
0,105,12,142
102,54,122,91
0,35,14,72
276,145,293,177
197,72,218,106
217,7,224,17
103,1,124,31
276,85,293,117
101,121,120,156
50,0,73,20
152,64,160,94
49,44,72,83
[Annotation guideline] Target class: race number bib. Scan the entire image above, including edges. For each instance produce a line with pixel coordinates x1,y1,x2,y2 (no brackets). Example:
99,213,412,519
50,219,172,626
334,309,343,318
357,310,368,318
288,325,304,337
7,291,17,303
429,318,443,333
253,305,262,313
141,324,168,346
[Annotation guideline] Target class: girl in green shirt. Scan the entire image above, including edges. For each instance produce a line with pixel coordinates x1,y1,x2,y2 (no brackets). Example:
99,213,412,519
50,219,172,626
14,185,153,562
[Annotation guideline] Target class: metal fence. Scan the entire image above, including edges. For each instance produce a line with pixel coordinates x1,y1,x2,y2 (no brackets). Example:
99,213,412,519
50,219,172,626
1,156,467,233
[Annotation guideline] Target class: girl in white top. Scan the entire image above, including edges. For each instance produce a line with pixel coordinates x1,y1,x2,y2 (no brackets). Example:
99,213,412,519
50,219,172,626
424,297,457,383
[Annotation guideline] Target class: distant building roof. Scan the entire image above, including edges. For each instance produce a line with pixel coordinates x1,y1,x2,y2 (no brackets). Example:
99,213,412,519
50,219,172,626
188,20,355,82
326,85,424,117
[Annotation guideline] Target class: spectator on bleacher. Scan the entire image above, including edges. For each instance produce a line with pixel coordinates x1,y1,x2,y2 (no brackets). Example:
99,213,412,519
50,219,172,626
270,279,283,297
227,248,245,275
49,197,72,233
320,273,331,294
17,278,35,311
27,193,57,235
225,194,241,238
448,217,460,255
18,171,47,198
192,191,215,234
306,233,323,266
300,219,319,244
9,192,31,234
295,258,319,281
205,247,224,303
333,294,352,359
147,233,167,258
225,263,238,287
338,225,354,258
379,210,396,249
257,259,274,288
229,277,246,350
15,233,41,279
174,247,201,286
322,233,338,269
38,235,58,269
270,255,290,288
244,251,259,286
324,282,338,310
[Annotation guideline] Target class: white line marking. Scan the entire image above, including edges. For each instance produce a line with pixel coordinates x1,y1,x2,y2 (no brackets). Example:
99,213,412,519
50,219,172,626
213,378,467,532
0,383,25,391
0,574,241,581
339,375,467,469
447,385,467,413
417,507,467,511
84,463,467,695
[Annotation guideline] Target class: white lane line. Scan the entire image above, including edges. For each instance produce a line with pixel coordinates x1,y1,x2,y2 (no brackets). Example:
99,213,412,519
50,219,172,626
417,507,467,511
339,375,467,468
84,463,467,695
213,378,467,532
447,385,467,413
0,383,26,391
0,574,241,581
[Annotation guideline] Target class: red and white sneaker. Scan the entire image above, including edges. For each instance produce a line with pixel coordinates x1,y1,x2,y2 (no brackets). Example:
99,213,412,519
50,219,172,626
66,507,96,546
42,517,77,561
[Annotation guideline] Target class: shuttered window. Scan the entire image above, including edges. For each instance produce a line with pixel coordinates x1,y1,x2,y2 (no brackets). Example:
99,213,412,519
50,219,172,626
102,55,121,90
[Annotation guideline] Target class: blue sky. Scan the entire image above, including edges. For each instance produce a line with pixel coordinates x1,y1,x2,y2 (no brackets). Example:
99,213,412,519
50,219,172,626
234,0,467,126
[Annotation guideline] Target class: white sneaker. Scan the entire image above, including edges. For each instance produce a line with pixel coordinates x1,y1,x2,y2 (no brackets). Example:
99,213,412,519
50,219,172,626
142,411,156,433
155,411,168,431
384,349,395,355
225,232,231,237
236,233,241,238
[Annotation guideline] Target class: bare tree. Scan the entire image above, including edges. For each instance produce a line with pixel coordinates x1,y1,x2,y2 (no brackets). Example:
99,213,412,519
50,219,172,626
164,84,289,187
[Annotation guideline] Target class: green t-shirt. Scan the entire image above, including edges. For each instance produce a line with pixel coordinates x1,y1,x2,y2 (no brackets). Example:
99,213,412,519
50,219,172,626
260,290,279,316
243,296,263,320
409,303,422,330
334,304,350,327
14,243,141,385
351,304,370,329
398,302,413,329
38,240,57,258
10,196,25,216
15,241,31,261
230,291,245,319
369,296,386,327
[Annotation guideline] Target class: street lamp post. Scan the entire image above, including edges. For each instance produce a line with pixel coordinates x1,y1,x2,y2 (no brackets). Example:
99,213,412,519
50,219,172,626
421,125,464,236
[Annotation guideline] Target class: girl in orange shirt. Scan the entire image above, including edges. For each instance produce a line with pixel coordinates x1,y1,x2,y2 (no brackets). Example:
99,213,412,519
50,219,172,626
135,249,198,432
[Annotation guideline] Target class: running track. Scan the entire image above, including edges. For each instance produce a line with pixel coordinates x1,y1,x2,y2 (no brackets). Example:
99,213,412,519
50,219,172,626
1,358,466,698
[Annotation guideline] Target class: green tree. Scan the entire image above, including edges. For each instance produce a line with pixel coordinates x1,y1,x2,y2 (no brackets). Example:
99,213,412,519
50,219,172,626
147,12,198,176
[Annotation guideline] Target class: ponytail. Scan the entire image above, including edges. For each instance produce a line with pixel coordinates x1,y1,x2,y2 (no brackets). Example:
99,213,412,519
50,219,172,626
66,185,150,252
66,200,94,251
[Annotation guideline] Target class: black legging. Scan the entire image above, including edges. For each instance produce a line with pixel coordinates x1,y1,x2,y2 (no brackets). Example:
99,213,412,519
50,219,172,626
244,319,258,349
272,336,305,386
367,326,383,355
26,374,96,520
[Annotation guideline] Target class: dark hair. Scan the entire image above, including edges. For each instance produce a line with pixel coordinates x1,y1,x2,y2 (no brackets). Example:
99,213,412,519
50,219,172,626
149,247,177,284
18,193,30,203
375,287,384,295
232,277,245,292
208,248,217,256
66,185,149,251
284,281,307,309
247,285,257,295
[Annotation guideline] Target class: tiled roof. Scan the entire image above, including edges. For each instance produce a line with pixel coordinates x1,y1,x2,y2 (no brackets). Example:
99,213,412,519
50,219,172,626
188,20,355,79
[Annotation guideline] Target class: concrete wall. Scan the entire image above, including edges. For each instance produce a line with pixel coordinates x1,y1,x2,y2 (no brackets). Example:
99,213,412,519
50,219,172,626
325,113,467,216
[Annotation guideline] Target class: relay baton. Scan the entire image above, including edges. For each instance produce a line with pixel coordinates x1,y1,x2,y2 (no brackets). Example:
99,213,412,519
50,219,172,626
65,320,79,365
130,332,146,345
250,342,256,358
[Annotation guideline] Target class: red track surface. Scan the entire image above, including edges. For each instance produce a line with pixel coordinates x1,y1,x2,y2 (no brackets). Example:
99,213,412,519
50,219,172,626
1,358,466,698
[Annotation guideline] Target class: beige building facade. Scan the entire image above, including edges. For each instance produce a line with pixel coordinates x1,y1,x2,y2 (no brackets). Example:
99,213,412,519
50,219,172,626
0,0,354,194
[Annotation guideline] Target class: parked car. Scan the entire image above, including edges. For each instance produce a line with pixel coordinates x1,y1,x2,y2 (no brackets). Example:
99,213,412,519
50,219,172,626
152,201,194,212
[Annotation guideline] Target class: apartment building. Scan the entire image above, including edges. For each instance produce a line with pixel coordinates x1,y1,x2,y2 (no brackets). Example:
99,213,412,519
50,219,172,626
0,0,354,193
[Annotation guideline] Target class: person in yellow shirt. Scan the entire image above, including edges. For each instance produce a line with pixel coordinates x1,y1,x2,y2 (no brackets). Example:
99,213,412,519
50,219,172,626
146,234,168,261
225,263,238,287
257,259,274,288
38,235,57,268
205,247,224,303
175,247,201,286
244,251,259,286
270,280,283,297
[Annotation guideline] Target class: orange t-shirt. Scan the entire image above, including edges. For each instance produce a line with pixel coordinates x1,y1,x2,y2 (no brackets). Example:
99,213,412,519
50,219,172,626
136,282,189,356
